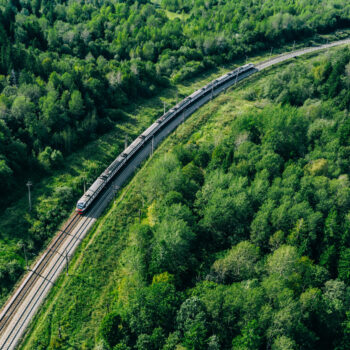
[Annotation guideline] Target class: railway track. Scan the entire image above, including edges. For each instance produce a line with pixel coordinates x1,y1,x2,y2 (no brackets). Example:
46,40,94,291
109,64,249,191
0,213,80,334
0,187,115,349
0,38,349,350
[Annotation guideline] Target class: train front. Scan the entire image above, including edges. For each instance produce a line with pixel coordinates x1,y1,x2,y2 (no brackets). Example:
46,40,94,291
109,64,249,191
76,200,87,214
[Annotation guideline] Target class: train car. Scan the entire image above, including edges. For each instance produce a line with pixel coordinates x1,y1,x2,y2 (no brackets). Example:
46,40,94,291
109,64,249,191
76,62,257,214
176,97,191,109
142,121,160,138
76,177,106,214
188,88,204,100
217,73,230,82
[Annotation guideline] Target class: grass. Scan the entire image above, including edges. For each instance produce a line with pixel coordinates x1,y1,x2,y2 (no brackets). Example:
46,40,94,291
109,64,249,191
162,9,190,20
19,43,349,350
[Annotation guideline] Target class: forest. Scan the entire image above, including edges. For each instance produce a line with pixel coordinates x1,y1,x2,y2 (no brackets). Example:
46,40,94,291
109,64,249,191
1,0,350,346
22,46,350,350
2,0,350,305
1,0,350,202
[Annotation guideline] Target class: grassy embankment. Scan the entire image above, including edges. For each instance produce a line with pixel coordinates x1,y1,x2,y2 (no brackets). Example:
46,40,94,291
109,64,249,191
19,42,348,350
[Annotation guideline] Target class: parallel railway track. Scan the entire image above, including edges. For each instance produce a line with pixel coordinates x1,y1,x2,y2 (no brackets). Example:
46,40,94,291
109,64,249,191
0,38,349,350
0,188,114,349
0,213,80,334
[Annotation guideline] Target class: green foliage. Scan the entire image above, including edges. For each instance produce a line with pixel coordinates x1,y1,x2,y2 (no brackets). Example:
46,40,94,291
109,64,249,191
232,319,262,350
100,312,128,348
38,146,63,171
150,215,195,276
124,280,181,335
68,90,83,117
19,38,350,350
210,241,260,283
1,0,349,211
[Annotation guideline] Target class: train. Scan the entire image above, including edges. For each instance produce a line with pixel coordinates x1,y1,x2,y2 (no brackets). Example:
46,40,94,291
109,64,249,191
76,63,256,214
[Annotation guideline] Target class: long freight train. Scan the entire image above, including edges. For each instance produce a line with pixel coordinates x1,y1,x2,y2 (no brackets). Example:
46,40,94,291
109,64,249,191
76,63,256,214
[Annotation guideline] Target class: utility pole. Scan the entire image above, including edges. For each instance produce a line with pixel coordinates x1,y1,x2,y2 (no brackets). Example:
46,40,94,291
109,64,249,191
65,249,69,276
269,47,273,58
292,40,296,52
163,101,166,115
124,135,128,150
83,172,86,193
26,181,32,212
151,136,154,156
22,243,28,270
113,182,119,204
58,322,62,339
235,67,240,85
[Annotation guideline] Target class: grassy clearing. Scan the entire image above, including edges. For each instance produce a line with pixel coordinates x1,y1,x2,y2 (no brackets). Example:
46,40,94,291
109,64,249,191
162,9,190,20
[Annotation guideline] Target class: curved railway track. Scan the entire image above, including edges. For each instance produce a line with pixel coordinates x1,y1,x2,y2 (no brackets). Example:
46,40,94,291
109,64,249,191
0,38,350,350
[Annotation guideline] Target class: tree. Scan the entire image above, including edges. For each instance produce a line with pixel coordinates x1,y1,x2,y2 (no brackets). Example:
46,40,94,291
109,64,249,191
126,281,180,335
0,159,13,190
68,89,84,117
182,162,204,186
201,186,251,246
271,335,296,350
232,320,262,350
176,297,208,333
38,146,53,171
211,241,260,283
38,146,64,171
11,95,35,121
338,248,350,281
267,245,300,278
162,331,181,350
183,321,208,350
50,149,63,168
99,312,127,348
175,298,210,350
151,216,195,275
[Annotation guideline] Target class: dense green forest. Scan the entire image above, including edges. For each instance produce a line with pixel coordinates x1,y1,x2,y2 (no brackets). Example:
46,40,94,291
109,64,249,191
1,0,350,201
2,0,350,307
22,47,350,350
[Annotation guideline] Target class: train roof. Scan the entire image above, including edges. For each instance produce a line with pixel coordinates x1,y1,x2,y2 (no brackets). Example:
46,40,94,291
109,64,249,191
77,177,105,205
142,121,159,138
